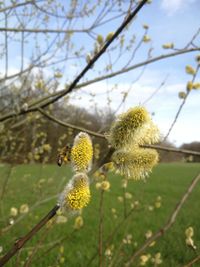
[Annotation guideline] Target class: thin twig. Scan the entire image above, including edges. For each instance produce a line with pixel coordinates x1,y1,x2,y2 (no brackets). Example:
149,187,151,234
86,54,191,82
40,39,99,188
87,207,135,266
28,109,200,157
124,172,200,267
0,27,88,33
183,254,200,267
0,195,57,235
0,204,60,267
0,165,13,224
142,144,200,157
142,74,169,105
163,65,200,141
0,165,13,201
98,190,104,267
31,229,76,264
38,108,105,139
123,187,127,218
0,0,35,13
23,223,54,267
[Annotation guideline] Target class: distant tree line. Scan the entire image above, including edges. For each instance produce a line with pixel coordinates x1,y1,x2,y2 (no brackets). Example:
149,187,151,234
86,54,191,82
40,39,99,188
0,77,199,164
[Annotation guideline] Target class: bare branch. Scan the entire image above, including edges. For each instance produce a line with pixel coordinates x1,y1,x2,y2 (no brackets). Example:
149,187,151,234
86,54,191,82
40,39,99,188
183,255,200,267
0,0,35,13
143,144,200,157
38,108,105,139
124,172,200,267
0,204,60,267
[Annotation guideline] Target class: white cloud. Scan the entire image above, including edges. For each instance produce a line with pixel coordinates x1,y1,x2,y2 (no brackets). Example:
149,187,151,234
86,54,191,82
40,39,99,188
161,0,196,15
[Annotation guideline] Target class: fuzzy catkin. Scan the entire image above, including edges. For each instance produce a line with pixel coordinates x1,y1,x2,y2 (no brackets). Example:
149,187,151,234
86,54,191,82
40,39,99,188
71,132,93,173
59,173,91,211
108,107,151,149
112,148,159,180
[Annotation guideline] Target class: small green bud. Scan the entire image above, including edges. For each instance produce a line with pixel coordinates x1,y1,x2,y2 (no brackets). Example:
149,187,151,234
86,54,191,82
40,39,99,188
192,82,200,90
143,24,149,30
97,34,104,45
178,91,186,99
187,81,193,91
162,43,174,49
143,35,151,43
185,65,196,75
106,32,114,42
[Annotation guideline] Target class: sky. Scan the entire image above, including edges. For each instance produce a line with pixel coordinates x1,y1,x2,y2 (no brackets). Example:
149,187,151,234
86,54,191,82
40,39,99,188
69,0,200,146
0,0,200,147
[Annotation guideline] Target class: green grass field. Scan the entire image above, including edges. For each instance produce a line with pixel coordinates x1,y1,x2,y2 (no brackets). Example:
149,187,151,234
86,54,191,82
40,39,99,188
0,163,200,267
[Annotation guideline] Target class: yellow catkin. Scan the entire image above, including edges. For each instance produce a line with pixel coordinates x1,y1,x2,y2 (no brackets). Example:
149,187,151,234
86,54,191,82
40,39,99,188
186,65,196,75
162,43,174,49
101,181,110,191
66,174,91,210
193,83,200,89
185,227,194,238
187,81,193,91
74,216,84,229
132,121,160,146
143,35,151,43
109,107,151,149
112,148,159,180
71,132,93,172
59,173,91,211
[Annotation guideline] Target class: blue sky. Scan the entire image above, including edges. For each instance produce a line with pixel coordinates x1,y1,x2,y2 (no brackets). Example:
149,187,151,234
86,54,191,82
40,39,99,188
1,0,200,146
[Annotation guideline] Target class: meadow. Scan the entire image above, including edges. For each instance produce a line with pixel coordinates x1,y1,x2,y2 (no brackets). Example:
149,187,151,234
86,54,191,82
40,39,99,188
0,163,200,267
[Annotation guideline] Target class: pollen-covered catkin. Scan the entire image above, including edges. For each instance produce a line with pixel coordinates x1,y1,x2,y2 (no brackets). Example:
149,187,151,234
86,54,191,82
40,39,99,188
112,148,159,180
59,173,91,211
133,121,160,146
71,132,93,172
108,107,151,149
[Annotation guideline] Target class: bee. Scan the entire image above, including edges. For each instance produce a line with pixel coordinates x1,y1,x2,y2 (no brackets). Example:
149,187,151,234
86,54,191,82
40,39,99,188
57,144,72,167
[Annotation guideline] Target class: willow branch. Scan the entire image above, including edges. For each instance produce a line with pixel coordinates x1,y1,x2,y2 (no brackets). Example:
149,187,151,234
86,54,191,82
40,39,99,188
142,144,200,157
0,204,60,267
163,65,200,141
124,173,200,267
38,108,105,139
